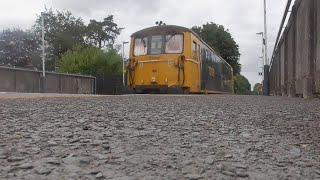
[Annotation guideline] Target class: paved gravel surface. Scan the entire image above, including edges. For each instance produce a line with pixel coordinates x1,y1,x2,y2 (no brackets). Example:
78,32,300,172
0,92,101,99
0,94,319,180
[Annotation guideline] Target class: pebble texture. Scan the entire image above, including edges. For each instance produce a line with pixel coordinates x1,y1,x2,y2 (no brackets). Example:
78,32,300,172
0,94,319,179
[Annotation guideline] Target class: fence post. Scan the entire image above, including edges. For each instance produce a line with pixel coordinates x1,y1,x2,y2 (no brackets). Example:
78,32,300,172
316,0,319,94
289,5,298,97
59,74,62,93
284,32,289,96
304,0,316,98
263,65,270,95
94,77,97,94
13,69,17,92
40,76,46,93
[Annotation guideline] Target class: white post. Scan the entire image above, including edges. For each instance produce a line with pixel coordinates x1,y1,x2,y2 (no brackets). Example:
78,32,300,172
41,12,45,77
263,0,268,66
256,32,264,77
122,41,129,87
263,0,270,95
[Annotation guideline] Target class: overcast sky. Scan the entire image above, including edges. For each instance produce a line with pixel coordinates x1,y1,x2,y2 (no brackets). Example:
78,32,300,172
0,0,288,87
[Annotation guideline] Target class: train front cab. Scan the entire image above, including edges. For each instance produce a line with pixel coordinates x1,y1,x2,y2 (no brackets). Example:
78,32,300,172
127,29,202,93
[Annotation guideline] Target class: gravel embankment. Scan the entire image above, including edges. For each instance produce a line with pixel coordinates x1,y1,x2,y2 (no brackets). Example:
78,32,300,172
0,94,319,179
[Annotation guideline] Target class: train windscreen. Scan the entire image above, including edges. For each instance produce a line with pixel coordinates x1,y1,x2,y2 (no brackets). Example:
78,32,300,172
133,34,183,56
134,37,148,56
165,34,183,54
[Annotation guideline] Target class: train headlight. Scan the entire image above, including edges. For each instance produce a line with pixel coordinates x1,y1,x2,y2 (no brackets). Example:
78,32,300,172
151,77,156,82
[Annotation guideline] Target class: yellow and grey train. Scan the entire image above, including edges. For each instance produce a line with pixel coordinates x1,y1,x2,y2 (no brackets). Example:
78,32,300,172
127,25,234,94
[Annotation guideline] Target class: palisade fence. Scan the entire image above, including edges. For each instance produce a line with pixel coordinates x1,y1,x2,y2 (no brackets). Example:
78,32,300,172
269,0,320,98
0,66,96,94
96,75,129,95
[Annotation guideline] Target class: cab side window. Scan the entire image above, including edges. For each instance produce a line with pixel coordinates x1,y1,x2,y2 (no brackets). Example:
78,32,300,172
197,44,201,61
192,41,198,60
192,41,201,61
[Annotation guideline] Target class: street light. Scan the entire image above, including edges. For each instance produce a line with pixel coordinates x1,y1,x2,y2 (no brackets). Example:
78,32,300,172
256,32,264,58
122,41,129,87
41,12,46,93
41,12,46,78
257,32,264,79
259,0,269,95
263,0,269,95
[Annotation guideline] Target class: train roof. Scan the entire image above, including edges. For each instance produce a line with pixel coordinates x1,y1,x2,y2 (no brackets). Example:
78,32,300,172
131,25,192,37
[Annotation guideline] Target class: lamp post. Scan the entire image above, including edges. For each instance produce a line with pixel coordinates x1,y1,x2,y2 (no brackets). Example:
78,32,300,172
263,0,268,67
263,0,269,95
122,41,129,87
257,32,264,80
41,12,46,93
41,12,46,78
256,32,264,56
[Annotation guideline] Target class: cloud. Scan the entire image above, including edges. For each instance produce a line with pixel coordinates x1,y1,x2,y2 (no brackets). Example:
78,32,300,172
50,0,162,16
0,0,288,86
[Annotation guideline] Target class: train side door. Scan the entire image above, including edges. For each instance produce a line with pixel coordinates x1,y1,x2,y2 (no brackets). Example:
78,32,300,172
191,41,201,92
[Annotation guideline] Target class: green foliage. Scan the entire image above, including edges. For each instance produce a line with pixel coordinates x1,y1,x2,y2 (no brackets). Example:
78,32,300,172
1,10,123,72
192,22,241,75
58,45,122,76
33,8,87,71
0,28,41,68
86,15,123,48
253,83,263,95
234,75,251,95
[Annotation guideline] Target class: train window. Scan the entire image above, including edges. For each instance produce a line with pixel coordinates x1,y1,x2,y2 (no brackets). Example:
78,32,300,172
192,42,197,60
208,52,212,61
134,37,148,56
213,54,218,62
197,44,200,60
216,55,221,62
204,49,207,59
212,54,216,62
202,48,206,59
165,34,183,54
150,35,163,55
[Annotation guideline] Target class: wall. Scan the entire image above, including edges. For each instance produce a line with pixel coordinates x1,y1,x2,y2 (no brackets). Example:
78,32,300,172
0,66,95,94
316,0,320,93
269,0,319,98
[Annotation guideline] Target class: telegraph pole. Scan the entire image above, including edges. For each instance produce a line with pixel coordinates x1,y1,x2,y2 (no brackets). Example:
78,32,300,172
263,0,270,95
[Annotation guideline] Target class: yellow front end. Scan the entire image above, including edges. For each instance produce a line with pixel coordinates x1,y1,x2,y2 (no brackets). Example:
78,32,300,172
131,54,182,90
127,31,201,93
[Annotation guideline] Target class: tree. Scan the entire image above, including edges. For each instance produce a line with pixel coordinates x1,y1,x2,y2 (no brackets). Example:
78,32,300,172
253,83,263,95
58,45,122,76
192,22,241,75
33,8,87,71
0,28,41,68
86,15,123,48
234,75,251,95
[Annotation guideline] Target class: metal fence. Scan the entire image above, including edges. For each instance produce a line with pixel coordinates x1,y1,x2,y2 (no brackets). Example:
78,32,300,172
269,0,319,98
96,75,131,95
0,66,96,94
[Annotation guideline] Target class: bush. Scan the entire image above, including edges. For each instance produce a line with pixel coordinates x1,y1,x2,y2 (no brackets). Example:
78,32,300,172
58,45,122,76
253,83,263,95
234,75,251,95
